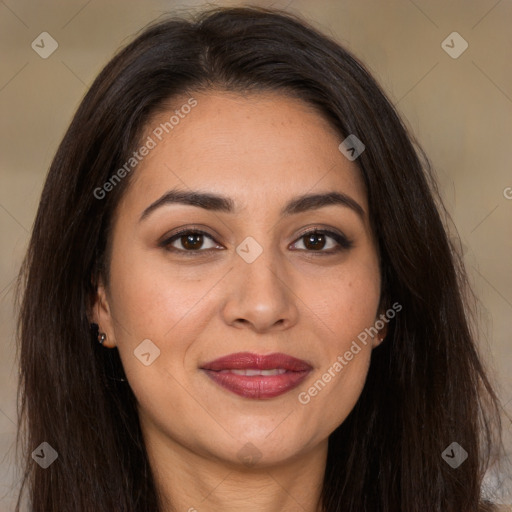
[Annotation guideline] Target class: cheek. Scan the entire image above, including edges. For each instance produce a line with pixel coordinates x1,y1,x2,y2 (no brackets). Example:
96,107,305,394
108,243,212,340
104,241,214,399
293,256,380,427
297,253,381,343
106,253,217,435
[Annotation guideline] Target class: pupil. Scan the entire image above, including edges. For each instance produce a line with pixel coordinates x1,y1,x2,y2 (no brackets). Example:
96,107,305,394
305,233,325,250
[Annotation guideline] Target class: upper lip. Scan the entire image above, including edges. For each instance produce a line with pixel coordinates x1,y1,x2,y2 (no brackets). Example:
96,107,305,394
200,352,312,372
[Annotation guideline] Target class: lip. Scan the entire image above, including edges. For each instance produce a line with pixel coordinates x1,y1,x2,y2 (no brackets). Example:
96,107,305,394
200,352,313,399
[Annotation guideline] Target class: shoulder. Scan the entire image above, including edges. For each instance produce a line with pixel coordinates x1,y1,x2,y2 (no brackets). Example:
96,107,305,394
493,506,512,512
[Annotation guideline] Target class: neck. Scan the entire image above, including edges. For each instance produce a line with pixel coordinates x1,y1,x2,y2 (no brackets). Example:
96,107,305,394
144,428,327,512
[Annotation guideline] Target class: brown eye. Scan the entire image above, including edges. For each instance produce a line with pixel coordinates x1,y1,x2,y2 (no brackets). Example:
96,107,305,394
291,229,353,254
160,229,220,254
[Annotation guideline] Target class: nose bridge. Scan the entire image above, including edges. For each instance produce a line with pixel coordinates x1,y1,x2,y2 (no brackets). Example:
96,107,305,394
221,233,298,331
236,233,287,297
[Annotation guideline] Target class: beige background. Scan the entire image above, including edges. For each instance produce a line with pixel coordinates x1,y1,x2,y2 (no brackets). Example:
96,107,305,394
0,0,511,508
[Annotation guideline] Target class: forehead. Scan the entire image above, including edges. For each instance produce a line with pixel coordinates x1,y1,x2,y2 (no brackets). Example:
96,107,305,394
119,90,368,218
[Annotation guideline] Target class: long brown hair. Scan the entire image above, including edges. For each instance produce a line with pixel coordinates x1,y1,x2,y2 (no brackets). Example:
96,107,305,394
15,6,507,511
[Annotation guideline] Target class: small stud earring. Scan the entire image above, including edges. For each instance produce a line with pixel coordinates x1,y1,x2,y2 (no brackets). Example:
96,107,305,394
98,332,107,345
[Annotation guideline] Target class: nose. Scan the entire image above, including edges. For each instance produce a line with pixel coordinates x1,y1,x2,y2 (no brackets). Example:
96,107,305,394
220,243,299,333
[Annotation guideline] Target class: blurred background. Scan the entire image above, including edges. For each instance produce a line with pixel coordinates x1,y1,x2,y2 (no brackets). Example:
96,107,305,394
1,0,511,508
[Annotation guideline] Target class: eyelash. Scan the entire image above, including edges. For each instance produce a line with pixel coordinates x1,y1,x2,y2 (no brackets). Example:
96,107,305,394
159,227,353,257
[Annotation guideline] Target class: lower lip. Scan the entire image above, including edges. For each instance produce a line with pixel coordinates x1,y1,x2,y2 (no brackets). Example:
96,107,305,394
202,369,311,399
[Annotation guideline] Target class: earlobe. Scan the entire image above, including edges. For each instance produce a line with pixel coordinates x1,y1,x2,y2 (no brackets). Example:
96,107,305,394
374,328,387,348
373,309,389,348
90,277,117,348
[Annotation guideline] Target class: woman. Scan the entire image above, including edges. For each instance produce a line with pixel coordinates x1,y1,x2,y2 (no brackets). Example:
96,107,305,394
14,5,509,511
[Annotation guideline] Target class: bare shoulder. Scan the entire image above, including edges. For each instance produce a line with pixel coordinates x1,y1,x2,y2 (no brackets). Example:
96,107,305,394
494,506,512,512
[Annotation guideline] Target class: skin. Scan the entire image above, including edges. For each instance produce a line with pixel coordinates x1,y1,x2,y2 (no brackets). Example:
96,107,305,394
91,90,386,512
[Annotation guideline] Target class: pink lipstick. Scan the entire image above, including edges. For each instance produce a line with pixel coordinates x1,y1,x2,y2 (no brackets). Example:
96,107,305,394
200,352,312,399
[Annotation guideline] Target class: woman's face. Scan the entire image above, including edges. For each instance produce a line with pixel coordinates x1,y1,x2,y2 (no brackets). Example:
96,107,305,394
93,90,384,468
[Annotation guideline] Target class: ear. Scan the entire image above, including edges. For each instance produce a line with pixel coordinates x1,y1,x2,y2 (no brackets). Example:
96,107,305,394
372,309,389,349
89,275,117,348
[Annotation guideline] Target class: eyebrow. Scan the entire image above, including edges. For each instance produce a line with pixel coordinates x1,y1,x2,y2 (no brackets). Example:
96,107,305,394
139,188,365,222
